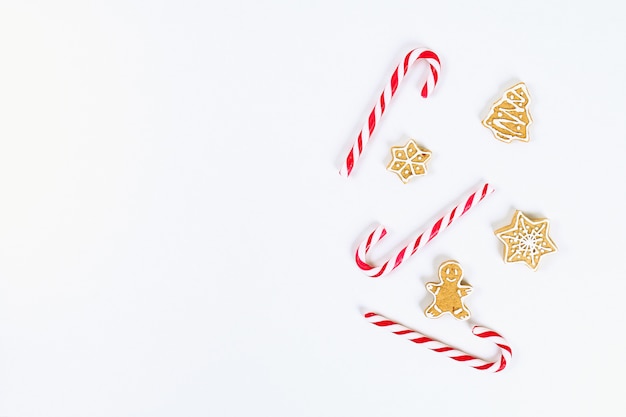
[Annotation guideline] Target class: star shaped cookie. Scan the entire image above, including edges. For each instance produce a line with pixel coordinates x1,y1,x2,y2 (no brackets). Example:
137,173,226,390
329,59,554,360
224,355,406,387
386,139,431,184
494,210,557,271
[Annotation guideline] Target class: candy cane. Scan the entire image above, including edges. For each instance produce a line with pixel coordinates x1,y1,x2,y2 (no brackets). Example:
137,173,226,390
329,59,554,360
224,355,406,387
339,48,441,178
356,182,494,277
364,312,511,372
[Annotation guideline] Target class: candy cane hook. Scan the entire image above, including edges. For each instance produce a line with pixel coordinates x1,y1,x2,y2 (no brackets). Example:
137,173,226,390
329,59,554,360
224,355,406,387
364,312,511,372
339,48,441,178
356,182,494,277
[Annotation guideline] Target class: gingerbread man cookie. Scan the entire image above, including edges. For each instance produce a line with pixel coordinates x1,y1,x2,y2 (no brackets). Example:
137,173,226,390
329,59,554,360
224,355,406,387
425,260,472,320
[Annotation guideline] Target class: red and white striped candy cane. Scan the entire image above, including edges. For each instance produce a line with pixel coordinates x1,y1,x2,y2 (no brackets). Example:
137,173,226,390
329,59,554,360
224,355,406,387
364,312,511,372
356,182,494,277
339,48,441,178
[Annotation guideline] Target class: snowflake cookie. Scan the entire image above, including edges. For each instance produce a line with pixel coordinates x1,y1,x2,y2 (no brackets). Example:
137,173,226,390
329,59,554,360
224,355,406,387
482,82,532,143
425,260,472,321
386,139,431,184
494,210,557,271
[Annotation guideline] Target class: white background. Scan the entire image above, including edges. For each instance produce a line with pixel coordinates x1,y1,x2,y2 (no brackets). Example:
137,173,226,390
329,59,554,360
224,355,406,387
1,1,625,416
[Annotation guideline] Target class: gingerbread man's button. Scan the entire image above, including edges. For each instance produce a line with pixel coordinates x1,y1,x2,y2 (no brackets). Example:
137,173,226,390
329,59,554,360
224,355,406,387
425,260,472,321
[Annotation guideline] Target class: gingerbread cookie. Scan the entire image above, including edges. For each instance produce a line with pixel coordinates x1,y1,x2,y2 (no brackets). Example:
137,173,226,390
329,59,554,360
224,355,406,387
425,260,472,320
494,210,557,271
386,139,431,183
482,82,532,143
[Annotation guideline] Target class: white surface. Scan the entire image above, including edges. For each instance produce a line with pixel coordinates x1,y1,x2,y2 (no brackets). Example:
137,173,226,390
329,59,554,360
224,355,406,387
0,1,625,416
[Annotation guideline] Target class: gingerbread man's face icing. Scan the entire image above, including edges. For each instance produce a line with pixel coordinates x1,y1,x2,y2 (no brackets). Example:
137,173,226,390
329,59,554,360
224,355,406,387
425,261,473,321
441,263,462,283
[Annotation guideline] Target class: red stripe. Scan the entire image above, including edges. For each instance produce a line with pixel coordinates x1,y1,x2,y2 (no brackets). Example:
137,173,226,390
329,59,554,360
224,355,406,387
462,193,475,215
475,329,500,338
495,356,507,372
481,183,489,199
355,232,375,270
421,83,428,98
451,355,475,362
410,337,432,343
447,207,457,226
364,312,376,318
370,262,387,277
368,109,376,135
394,330,414,335
428,218,443,241
417,50,439,63
430,64,438,84
390,69,399,95
473,363,493,370
355,251,374,271
373,320,396,327
433,347,453,353
403,54,411,75
410,234,423,255
496,343,513,355
392,248,407,269
345,152,354,176
364,231,375,252
379,92,386,113
356,132,363,153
